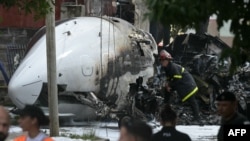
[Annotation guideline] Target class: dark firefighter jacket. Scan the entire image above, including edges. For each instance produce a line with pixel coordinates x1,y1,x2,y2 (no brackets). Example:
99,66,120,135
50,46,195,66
162,62,198,102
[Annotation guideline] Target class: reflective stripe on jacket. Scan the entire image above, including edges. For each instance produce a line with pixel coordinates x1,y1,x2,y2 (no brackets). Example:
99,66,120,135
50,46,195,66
182,86,198,102
163,62,198,101
14,135,54,141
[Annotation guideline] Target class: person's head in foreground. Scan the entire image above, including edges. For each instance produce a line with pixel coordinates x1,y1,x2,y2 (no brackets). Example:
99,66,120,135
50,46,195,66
18,105,49,131
216,91,238,120
159,104,177,126
118,118,152,141
0,106,10,141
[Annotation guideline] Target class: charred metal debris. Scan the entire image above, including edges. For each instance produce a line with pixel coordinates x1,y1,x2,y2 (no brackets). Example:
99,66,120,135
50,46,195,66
117,33,250,125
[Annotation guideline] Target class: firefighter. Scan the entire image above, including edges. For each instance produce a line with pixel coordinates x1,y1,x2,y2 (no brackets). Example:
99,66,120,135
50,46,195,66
159,50,200,122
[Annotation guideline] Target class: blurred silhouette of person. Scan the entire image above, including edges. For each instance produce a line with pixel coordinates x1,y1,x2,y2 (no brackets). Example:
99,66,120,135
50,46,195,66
119,118,152,141
14,105,53,141
216,91,250,141
0,105,10,141
152,104,192,141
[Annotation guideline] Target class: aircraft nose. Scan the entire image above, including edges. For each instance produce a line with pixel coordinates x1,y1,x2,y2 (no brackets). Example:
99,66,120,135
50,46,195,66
8,74,43,109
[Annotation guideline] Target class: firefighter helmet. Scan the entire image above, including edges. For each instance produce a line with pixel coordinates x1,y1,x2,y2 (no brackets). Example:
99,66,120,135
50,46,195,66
159,50,173,60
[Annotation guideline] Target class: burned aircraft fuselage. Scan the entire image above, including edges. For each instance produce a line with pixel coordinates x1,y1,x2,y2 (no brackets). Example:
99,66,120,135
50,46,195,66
8,16,158,121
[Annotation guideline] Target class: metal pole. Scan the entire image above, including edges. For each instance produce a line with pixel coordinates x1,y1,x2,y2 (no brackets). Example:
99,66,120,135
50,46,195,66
45,0,59,136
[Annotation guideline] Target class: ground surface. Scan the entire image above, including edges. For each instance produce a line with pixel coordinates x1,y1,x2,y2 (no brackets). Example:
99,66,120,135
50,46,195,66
6,121,219,141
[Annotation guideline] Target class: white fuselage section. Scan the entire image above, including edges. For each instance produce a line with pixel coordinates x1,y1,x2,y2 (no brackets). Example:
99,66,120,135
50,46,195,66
8,17,157,116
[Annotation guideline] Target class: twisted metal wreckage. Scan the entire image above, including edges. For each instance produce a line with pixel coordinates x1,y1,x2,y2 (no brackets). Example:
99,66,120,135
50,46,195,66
8,17,250,125
162,33,250,124
126,33,250,125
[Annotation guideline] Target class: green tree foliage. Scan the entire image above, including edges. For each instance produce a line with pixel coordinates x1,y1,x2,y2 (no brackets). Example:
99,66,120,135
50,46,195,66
145,0,250,72
0,0,52,20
